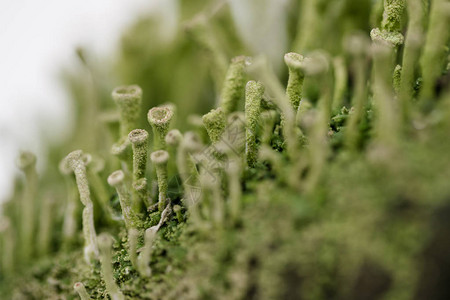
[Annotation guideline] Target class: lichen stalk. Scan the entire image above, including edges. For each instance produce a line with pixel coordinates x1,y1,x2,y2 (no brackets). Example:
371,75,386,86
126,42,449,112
0,218,14,275
128,129,149,182
147,106,174,150
128,228,139,270
220,56,250,114
331,56,348,111
98,234,124,300
64,150,98,263
59,159,79,248
419,0,450,103
177,132,203,222
129,129,149,209
399,0,426,118
165,129,183,176
73,282,91,300
225,160,242,223
284,52,305,112
107,170,141,229
137,227,157,277
381,0,406,32
371,38,399,146
150,150,170,212
111,136,133,174
344,33,370,150
247,57,299,161
111,85,142,137
202,107,226,144
244,81,264,167
37,196,53,257
16,151,38,263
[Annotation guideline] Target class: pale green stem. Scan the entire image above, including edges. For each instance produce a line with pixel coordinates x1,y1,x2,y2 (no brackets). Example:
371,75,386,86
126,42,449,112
138,227,157,277
108,170,141,229
381,0,406,32
185,13,228,92
419,0,450,103
344,33,370,150
220,56,250,114
165,129,183,176
173,205,183,222
37,196,53,257
371,40,399,146
64,150,98,263
399,0,426,118
0,218,14,276
302,52,333,193
202,107,226,144
74,282,91,300
245,81,264,167
16,151,38,263
260,110,278,145
59,159,78,249
226,160,242,223
177,132,202,222
98,234,124,300
111,137,133,174
148,106,174,150
151,150,169,212
128,228,139,270
129,129,149,209
284,52,305,112
112,85,142,137
128,129,149,182
199,169,224,226
247,57,299,161
331,56,348,111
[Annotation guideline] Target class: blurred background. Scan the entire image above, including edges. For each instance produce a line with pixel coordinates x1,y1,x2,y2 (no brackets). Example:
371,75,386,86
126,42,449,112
0,0,294,203
0,0,373,204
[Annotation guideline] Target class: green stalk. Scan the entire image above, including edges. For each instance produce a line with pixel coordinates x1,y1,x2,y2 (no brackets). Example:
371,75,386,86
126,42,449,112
16,151,38,263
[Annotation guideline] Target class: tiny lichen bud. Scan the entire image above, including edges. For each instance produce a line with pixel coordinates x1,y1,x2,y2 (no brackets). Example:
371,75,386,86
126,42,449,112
111,136,132,173
393,64,402,93
173,205,183,222
284,52,305,111
220,56,251,114
137,227,157,277
98,233,124,300
381,0,406,33
16,151,37,171
108,170,141,229
74,282,91,300
150,150,170,212
370,28,404,48
260,110,278,145
128,129,149,182
165,129,183,147
112,85,142,137
245,81,264,167
147,106,174,150
128,228,139,270
182,132,204,153
202,107,226,143
133,177,149,208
